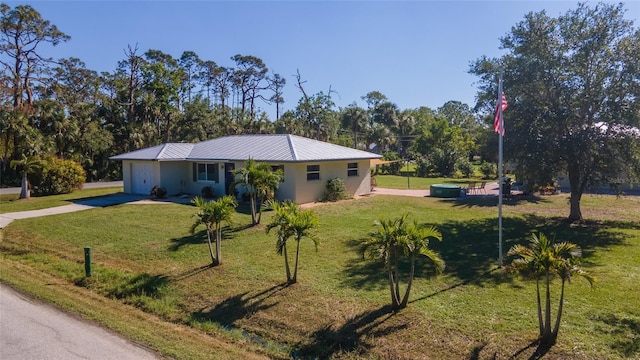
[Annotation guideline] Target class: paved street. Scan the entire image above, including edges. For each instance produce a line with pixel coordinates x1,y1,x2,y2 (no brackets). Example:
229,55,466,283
0,283,158,360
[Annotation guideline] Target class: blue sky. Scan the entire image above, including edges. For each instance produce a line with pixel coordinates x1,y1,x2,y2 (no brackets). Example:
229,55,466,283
9,1,640,118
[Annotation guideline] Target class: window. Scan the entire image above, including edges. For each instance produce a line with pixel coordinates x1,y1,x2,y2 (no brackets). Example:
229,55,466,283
271,165,285,182
307,165,320,181
193,163,219,182
347,162,359,177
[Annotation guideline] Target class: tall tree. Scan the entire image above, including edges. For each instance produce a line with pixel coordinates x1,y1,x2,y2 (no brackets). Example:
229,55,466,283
268,72,286,121
231,54,268,120
470,3,640,221
341,103,367,149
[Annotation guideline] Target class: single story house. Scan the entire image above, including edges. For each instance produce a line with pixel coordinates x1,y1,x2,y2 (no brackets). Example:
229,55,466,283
110,134,382,204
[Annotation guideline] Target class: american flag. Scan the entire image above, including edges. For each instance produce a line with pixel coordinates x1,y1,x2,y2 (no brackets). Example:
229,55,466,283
494,92,508,136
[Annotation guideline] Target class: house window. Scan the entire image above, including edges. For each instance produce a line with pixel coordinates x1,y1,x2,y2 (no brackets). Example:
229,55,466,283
307,165,320,181
347,162,359,177
193,163,219,182
271,165,285,182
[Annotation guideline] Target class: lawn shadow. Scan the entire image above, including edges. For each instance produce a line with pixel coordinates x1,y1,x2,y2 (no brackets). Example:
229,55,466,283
168,227,237,251
342,214,631,294
104,273,170,299
189,283,287,328
292,305,401,359
591,312,640,358
446,194,550,208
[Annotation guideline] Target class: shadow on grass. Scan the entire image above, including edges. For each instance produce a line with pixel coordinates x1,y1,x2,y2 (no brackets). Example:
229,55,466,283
445,194,550,208
342,215,632,293
190,283,287,328
591,313,640,357
293,305,401,358
106,273,170,299
168,227,237,251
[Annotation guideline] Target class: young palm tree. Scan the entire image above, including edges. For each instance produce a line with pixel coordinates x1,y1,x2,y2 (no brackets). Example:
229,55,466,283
265,200,318,284
365,214,444,310
232,158,282,225
507,232,594,346
190,196,237,265
10,154,43,199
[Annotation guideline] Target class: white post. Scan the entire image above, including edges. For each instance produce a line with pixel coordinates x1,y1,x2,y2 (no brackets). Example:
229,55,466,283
497,74,504,267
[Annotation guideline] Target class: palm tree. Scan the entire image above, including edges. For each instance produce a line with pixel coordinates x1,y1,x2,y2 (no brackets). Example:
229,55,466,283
265,200,318,284
507,232,594,346
190,196,237,265
10,154,43,199
232,158,282,225
365,214,444,310
341,104,368,149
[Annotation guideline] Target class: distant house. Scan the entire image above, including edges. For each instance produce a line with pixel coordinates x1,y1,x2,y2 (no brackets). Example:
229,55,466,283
110,134,382,204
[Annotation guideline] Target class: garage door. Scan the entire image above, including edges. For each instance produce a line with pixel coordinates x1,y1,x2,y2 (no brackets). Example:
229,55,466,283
132,164,153,194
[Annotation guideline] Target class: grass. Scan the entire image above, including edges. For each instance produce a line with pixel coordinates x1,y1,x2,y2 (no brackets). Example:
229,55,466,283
1,186,639,359
0,187,123,213
374,174,488,190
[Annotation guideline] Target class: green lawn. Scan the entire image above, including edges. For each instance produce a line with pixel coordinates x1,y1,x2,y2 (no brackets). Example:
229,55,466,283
1,186,639,359
0,187,123,213
374,174,487,190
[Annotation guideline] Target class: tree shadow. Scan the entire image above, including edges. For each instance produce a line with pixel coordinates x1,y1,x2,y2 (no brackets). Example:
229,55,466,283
292,305,402,359
189,283,287,328
172,264,214,281
591,313,640,357
467,341,496,360
446,194,550,208
342,214,631,294
168,227,237,251
105,273,170,299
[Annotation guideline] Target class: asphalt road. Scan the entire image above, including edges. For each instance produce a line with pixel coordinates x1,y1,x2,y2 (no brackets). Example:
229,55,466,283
0,283,158,360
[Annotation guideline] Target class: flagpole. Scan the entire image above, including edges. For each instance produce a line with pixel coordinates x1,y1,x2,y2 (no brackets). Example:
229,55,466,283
497,72,504,267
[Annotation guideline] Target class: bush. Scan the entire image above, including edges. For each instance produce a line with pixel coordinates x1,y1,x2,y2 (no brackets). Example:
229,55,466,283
201,185,215,198
323,178,350,202
380,152,402,175
150,185,167,199
480,162,497,179
414,157,432,178
31,156,86,196
456,159,475,178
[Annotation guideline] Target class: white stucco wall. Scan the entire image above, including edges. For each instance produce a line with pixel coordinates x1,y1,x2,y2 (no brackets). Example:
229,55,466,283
291,160,372,204
159,162,190,195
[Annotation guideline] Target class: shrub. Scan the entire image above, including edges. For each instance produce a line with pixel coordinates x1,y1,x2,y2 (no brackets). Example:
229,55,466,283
201,185,215,198
415,157,432,178
31,156,86,196
456,159,475,178
150,185,167,199
323,178,350,202
480,162,497,179
381,152,402,175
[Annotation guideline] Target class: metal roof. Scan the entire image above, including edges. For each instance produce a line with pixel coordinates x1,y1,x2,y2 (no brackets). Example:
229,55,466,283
109,143,195,161
111,134,381,162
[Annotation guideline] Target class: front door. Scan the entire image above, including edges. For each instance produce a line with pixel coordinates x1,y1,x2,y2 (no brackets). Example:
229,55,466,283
224,163,235,195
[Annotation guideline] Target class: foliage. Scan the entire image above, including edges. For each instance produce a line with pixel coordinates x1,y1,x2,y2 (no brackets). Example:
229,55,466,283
150,185,167,199
479,161,497,179
364,214,444,309
379,151,402,175
231,158,282,225
455,158,475,178
507,232,594,347
30,156,85,196
190,196,237,265
265,199,319,284
323,178,350,202
470,2,640,221
201,185,214,199
9,154,43,199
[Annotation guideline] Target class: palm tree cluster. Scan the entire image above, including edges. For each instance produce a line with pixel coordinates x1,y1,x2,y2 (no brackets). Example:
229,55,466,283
364,214,444,310
231,158,283,225
190,196,237,266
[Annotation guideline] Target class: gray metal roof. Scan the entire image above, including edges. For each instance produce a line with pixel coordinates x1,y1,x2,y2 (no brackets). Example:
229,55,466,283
111,134,381,162
109,143,195,161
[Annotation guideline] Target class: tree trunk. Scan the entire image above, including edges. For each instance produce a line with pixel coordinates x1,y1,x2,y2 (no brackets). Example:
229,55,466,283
399,253,416,309
283,243,291,283
567,164,584,221
19,173,30,199
552,279,566,341
291,239,301,284
542,272,553,343
536,279,544,337
250,194,258,225
215,224,222,265
206,226,216,265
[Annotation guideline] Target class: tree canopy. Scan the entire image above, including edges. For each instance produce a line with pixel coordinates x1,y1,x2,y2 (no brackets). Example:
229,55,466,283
470,2,640,221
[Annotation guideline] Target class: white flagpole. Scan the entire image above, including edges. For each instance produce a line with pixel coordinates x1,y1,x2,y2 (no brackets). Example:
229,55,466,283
497,73,504,267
